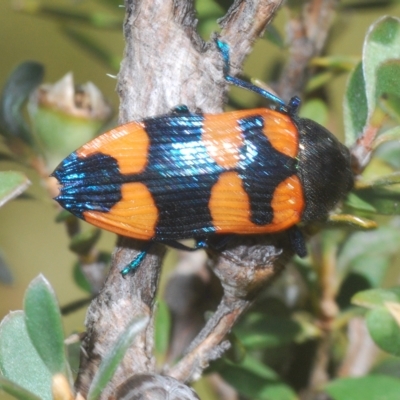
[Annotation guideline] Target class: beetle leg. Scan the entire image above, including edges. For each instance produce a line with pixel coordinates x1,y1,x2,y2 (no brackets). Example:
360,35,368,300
120,242,153,276
288,227,307,258
157,238,208,252
171,104,190,114
215,39,288,113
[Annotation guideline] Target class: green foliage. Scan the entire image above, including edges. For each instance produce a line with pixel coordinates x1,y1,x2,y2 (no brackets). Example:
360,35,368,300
353,288,400,356
0,376,42,400
0,250,13,285
344,62,368,146
0,171,30,208
69,228,101,255
344,16,400,145
363,17,400,117
217,355,297,400
337,225,400,286
298,99,328,126
325,375,400,400
0,61,44,150
211,13,400,399
0,311,53,400
23,275,71,379
73,261,95,294
154,299,172,359
0,275,147,399
0,276,75,399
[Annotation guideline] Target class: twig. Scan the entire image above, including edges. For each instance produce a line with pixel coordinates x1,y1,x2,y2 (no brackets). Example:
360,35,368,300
300,335,332,400
219,0,284,75
169,294,248,382
168,234,293,382
75,237,166,397
164,250,221,363
75,0,290,396
337,317,378,377
276,0,339,101
351,118,384,175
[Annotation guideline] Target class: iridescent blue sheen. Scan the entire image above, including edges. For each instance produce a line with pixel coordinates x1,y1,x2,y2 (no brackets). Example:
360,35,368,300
53,152,123,218
121,244,151,276
143,114,220,238
238,115,297,225
215,40,287,112
53,112,297,241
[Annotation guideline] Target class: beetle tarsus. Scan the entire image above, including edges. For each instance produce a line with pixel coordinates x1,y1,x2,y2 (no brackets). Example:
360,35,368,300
121,243,153,276
171,105,190,114
288,227,307,258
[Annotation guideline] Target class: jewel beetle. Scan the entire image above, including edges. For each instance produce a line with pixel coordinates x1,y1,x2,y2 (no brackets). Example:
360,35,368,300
52,41,354,275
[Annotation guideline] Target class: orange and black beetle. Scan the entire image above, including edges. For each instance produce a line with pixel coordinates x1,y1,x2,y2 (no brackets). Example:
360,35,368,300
52,41,353,275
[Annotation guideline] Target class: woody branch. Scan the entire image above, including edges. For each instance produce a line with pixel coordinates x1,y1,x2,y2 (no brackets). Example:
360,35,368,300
75,0,288,397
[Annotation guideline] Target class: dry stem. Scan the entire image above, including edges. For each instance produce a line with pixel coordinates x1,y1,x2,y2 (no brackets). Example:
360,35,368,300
276,0,339,101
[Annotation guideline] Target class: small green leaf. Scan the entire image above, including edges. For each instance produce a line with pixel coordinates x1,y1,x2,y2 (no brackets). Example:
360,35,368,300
366,172,400,187
54,209,74,223
224,332,246,364
375,142,400,170
291,313,322,343
0,171,30,208
29,103,106,171
256,383,298,400
264,24,285,48
235,314,301,349
379,92,400,123
366,307,400,356
23,275,69,378
0,311,52,400
337,226,400,287
306,71,336,93
352,288,400,309
62,26,120,71
375,61,400,117
0,249,13,285
363,16,400,118
325,375,400,400
87,316,149,400
373,357,400,378
217,356,297,400
154,300,171,357
69,228,101,255
0,376,41,400
343,62,368,146
72,262,93,294
0,62,44,145
196,0,225,18
298,99,328,126
72,252,110,295
65,337,82,380
311,55,357,71
236,354,279,381
354,187,400,215
344,192,377,213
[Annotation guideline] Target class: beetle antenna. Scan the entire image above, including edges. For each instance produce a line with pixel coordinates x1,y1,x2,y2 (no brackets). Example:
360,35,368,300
215,39,288,114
